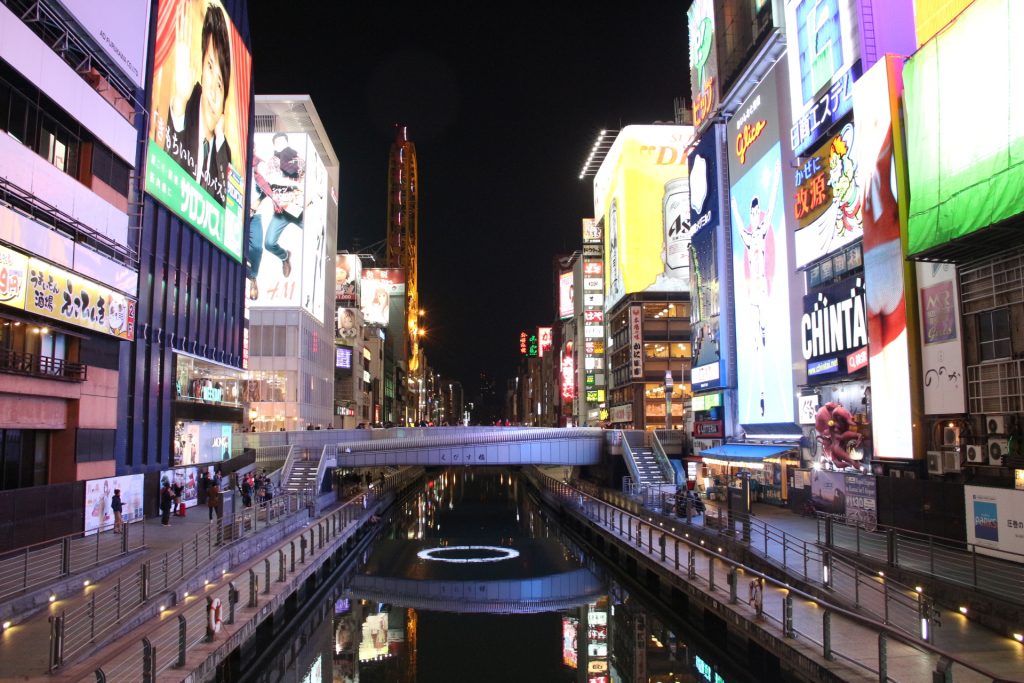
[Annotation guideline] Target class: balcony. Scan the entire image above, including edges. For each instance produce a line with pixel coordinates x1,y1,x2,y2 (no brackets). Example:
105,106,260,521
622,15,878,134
966,358,1024,415
0,349,87,382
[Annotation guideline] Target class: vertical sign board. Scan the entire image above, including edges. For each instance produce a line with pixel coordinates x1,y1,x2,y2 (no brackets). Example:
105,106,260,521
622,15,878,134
629,305,643,379
688,129,722,391
687,0,719,132
853,56,914,459
917,262,966,414
728,59,796,425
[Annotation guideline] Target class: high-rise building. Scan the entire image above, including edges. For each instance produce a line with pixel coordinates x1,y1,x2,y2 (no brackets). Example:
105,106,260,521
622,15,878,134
245,95,338,431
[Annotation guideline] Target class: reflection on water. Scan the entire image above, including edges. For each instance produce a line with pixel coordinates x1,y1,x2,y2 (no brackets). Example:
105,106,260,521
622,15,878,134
249,469,748,683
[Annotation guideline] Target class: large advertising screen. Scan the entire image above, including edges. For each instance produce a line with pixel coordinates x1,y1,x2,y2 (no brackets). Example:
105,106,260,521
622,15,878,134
145,0,252,262
792,124,863,268
965,485,1024,561
800,276,868,380
336,254,361,303
360,269,404,327
56,0,151,88
173,420,232,466
784,0,861,156
358,613,390,661
687,0,719,131
905,0,1024,257
690,224,720,390
561,616,578,669
854,56,914,459
558,271,574,320
85,474,144,535
917,262,965,414
594,125,695,312
247,132,327,323
729,62,795,425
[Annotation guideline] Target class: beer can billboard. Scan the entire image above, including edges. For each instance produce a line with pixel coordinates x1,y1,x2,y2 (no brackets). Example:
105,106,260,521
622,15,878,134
593,125,695,313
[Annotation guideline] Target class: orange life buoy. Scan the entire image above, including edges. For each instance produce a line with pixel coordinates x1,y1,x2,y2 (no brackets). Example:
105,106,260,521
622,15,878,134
209,597,222,633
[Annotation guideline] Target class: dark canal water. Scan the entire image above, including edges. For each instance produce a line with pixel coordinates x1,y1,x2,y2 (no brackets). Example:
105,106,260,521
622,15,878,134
240,469,753,683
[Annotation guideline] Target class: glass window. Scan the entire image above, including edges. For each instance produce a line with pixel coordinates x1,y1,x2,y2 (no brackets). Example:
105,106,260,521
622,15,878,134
644,343,670,359
979,309,1012,362
670,342,691,358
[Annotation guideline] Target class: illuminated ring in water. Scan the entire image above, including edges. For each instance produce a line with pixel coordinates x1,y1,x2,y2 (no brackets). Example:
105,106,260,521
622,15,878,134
416,545,520,563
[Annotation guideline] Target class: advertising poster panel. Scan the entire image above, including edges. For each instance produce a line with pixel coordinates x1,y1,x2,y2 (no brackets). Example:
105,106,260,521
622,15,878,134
905,0,1024,256
173,420,232,466
689,224,720,390
84,474,144,535
687,0,719,131
358,613,389,661
360,269,404,327
792,124,863,268
300,142,328,323
562,616,578,669
159,464,213,508
247,132,309,309
24,259,136,340
145,0,252,262
965,485,1024,561
538,327,553,357
917,262,966,414
582,218,602,244
558,271,574,319
810,470,877,530
595,125,695,312
336,254,361,303
784,0,861,156
336,305,359,342
853,56,914,459
56,0,151,88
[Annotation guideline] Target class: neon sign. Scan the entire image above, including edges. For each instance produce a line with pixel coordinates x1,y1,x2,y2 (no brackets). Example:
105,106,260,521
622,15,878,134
735,120,767,164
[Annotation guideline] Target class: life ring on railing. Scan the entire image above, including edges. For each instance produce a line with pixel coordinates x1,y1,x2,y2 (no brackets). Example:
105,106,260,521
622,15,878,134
208,597,222,633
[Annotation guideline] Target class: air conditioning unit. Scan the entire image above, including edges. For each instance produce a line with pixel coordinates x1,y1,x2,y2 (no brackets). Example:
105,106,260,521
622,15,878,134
942,426,959,447
986,415,1007,436
926,451,944,475
988,438,1009,465
965,444,986,464
942,451,961,473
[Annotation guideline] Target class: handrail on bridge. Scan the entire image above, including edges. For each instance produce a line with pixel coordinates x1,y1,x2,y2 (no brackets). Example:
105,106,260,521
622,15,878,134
649,431,676,484
530,469,1011,683
337,427,605,453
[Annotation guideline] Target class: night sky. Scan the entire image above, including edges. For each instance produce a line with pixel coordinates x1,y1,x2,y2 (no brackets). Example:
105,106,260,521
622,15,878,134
251,2,689,397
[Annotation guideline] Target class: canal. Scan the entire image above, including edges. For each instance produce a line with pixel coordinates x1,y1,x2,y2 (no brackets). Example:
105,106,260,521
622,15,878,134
237,468,757,683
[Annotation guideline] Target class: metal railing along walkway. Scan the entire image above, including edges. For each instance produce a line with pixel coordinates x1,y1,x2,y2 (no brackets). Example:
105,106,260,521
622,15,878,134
532,471,1019,683
49,493,310,671
0,520,145,603
87,468,421,682
818,514,1024,607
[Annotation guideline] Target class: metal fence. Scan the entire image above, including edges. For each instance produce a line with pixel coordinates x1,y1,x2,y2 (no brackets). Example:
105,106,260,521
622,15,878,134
0,520,145,603
818,514,1024,607
89,467,422,681
533,471,1007,683
49,493,309,671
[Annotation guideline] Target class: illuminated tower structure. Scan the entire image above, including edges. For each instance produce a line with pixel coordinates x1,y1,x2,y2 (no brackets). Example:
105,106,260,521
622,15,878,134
386,126,423,420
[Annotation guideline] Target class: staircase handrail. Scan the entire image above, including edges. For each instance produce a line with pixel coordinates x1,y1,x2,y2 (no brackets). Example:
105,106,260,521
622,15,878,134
650,431,677,485
277,445,297,492
619,430,644,487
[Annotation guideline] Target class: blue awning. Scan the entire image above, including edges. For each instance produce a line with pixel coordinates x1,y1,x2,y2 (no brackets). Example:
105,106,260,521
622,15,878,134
698,444,796,462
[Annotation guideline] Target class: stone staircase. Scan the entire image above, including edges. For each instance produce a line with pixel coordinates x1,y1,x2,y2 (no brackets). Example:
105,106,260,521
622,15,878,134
283,450,321,495
630,447,667,487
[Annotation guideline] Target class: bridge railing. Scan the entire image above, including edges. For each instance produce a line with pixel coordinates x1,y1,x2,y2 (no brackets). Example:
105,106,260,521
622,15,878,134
338,427,605,453
528,469,1008,683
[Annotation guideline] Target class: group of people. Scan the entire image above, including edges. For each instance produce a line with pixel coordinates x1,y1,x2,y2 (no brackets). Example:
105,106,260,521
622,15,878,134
159,470,227,526
238,470,275,507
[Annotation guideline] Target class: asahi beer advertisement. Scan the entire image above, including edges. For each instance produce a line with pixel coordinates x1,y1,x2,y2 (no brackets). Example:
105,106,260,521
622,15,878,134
145,0,252,261
965,485,1024,561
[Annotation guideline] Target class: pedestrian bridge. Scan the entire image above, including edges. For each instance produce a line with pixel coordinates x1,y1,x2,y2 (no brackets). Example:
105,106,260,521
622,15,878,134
349,568,604,614
331,427,606,468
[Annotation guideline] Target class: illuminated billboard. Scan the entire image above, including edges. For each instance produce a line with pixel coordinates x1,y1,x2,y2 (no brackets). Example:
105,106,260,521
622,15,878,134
582,218,603,244
689,224,720,390
914,0,975,46
538,327,553,357
784,0,860,156
687,0,719,131
145,0,252,261
917,262,965,415
800,276,867,379
360,268,404,327
561,616,578,669
160,464,214,509
853,55,914,459
519,330,539,357
56,0,151,87
24,258,136,340
247,132,329,323
84,474,143,536
792,124,863,268
559,271,574,319
336,306,359,342
905,0,1024,257
594,125,695,312
336,254,361,303
729,62,795,425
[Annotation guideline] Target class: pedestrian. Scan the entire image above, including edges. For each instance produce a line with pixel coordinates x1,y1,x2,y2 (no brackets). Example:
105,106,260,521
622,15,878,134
172,479,184,516
111,488,124,533
749,578,764,619
160,480,173,526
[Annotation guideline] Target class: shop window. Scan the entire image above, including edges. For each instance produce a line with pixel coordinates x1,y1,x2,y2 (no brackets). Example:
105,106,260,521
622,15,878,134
644,343,670,359
978,308,1011,362
0,429,48,490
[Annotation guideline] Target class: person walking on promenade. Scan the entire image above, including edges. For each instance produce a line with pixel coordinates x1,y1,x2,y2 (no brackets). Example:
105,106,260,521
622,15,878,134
160,480,173,526
111,488,124,533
